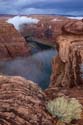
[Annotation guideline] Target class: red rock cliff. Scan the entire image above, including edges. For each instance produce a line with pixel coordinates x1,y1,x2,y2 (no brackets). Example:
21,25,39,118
0,21,30,60
51,20,83,88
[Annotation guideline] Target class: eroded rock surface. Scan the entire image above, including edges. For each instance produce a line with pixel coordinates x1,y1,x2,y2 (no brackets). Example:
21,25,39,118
0,15,83,125
0,21,30,60
51,20,83,88
20,15,69,46
20,15,83,88
0,75,55,125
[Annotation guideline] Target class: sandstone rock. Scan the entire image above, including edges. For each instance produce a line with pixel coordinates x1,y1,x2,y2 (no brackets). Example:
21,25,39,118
63,20,83,34
0,15,83,122
0,15,83,125
0,21,31,60
20,15,69,46
0,75,55,125
45,19,83,124
51,20,83,88
45,87,83,125
20,15,83,88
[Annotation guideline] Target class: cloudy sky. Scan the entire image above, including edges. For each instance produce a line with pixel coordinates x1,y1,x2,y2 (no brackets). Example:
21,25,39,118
0,0,83,16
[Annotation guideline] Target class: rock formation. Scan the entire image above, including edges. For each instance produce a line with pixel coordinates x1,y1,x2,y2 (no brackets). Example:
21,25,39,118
51,20,83,88
20,15,69,46
20,15,83,88
0,15,83,125
0,21,30,60
19,16,83,125
0,75,56,125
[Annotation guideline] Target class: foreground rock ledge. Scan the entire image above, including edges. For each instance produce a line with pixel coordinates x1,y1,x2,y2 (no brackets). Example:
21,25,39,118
0,75,55,125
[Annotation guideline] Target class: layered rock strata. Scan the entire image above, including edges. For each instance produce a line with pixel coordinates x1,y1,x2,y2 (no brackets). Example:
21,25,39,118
20,15,83,88
0,21,30,60
45,87,83,125
20,15,69,46
51,20,83,88
20,17,83,125
0,75,56,125
0,15,83,125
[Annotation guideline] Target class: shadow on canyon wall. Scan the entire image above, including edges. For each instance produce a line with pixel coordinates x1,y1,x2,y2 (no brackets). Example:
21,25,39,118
0,49,57,89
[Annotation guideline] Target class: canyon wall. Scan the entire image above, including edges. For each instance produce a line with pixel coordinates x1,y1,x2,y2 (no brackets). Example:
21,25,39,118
20,16,83,125
20,15,83,88
0,21,30,60
0,15,83,125
51,20,83,88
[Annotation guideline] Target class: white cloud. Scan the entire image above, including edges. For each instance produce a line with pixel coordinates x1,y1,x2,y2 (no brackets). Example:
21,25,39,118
7,16,39,30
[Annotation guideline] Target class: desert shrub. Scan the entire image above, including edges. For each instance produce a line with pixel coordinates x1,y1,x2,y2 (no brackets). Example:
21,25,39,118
46,96,82,124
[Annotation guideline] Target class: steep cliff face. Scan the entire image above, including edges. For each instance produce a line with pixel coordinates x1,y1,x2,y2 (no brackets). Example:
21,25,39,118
51,20,83,88
47,21,83,125
0,21,30,60
0,75,56,125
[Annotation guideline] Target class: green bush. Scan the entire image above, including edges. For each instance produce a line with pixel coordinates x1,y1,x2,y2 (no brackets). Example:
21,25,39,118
46,96,82,124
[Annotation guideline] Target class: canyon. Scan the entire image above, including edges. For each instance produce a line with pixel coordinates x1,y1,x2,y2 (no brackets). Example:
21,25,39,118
0,15,83,125
19,15,83,88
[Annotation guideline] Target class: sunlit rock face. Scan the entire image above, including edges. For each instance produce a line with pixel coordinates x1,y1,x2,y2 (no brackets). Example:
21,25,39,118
0,21,31,60
50,20,83,88
0,49,57,89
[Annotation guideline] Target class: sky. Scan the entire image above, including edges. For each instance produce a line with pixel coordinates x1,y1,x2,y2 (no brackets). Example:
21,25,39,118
0,0,83,16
